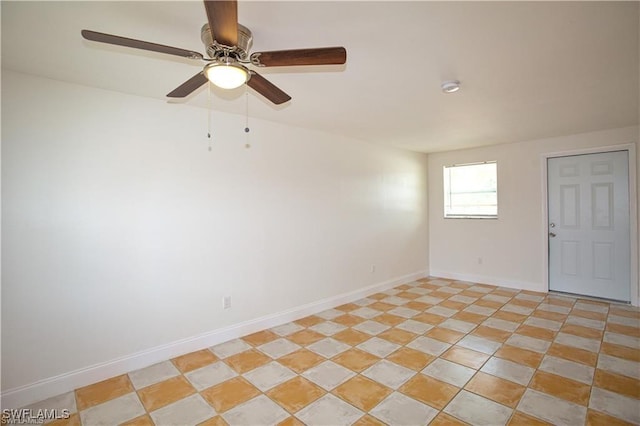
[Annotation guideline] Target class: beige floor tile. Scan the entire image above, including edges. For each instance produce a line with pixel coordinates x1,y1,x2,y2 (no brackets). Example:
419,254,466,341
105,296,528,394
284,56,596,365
609,308,640,319
121,414,154,426
471,325,512,343
465,371,525,408
413,312,447,325
287,329,325,346
352,414,387,426
405,301,431,311
198,416,229,426
172,349,218,373
529,371,590,405
494,345,544,368
331,348,380,372
397,291,421,300
492,310,528,323
475,299,505,310
277,348,325,373
510,298,539,309
600,342,640,362
276,416,305,426
137,375,196,412
429,412,469,425
453,311,487,324
368,301,395,311
224,349,272,374
431,291,455,300
377,328,417,345
531,309,568,322
335,303,360,312
267,376,325,413
593,369,640,399
606,323,640,337
572,309,607,321
586,409,636,426
399,374,458,409
515,325,556,341
75,374,134,410
442,346,490,369
242,330,280,346
333,314,366,327
440,300,468,311
369,292,388,300
561,324,603,340
425,327,465,344
386,347,434,371
332,375,392,411
508,411,552,426
295,315,325,327
374,313,406,326
332,328,371,346
546,342,598,367
460,290,486,299
48,413,82,426
200,377,261,413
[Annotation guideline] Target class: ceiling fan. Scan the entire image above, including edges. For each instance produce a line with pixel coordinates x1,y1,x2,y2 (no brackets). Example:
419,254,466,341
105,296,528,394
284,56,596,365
81,0,347,105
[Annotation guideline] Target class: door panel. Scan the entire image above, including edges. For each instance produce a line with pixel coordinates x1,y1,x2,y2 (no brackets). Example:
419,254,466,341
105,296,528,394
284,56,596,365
548,151,630,302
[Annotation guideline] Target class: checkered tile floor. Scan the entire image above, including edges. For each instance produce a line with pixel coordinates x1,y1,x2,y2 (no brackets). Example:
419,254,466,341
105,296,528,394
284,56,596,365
16,277,640,425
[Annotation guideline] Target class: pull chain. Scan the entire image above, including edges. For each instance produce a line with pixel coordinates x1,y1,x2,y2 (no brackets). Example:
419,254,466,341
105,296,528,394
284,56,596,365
207,82,212,151
244,86,251,149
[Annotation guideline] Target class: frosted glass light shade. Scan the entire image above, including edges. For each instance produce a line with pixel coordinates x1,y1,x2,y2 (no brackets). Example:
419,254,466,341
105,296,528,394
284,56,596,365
205,63,248,89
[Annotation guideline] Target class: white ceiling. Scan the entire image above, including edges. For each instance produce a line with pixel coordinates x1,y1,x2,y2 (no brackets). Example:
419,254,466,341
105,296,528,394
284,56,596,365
2,1,638,152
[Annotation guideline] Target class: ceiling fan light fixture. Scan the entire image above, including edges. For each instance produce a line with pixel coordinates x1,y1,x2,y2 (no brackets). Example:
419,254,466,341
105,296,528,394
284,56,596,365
441,80,461,93
204,62,247,89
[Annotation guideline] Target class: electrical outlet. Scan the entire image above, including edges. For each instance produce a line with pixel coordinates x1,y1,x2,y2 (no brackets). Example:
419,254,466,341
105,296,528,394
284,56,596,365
371,265,376,273
223,296,231,309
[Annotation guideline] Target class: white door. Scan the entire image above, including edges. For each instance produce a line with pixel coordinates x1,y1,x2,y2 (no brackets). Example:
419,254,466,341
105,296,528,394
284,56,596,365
548,151,630,302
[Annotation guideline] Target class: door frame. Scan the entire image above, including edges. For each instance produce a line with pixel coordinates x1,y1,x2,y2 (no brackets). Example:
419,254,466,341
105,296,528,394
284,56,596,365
541,143,638,306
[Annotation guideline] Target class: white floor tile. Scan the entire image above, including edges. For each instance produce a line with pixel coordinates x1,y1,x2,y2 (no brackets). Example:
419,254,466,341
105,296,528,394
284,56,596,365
422,358,475,387
222,395,289,425
361,360,415,389
371,392,438,425
184,361,238,391
444,390,512,426
295,394,363,426
149,394,215,426
517,389,587,426
79,393,145,426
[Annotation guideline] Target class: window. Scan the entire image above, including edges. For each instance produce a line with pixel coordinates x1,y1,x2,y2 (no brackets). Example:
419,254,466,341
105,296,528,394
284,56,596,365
443,161,497,218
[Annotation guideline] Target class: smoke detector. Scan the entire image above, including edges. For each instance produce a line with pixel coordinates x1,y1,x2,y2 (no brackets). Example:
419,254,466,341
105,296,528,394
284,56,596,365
441,80,461,93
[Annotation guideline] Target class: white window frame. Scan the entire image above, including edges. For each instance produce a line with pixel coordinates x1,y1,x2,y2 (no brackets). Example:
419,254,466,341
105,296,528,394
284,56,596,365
443,161,498,219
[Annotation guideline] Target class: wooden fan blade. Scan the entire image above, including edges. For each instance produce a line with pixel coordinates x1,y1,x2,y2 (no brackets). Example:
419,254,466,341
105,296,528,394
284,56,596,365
251,47,347,67
167,72,209,98
247,72,291,105
204,0,238,47
81,30,203,60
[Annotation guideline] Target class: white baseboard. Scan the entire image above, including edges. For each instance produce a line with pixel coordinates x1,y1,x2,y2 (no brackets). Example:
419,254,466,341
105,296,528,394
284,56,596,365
1,270,428,409
429,270,544,293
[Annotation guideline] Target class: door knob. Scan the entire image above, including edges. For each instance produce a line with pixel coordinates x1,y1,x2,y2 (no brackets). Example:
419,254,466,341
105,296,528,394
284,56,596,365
549,232,556,238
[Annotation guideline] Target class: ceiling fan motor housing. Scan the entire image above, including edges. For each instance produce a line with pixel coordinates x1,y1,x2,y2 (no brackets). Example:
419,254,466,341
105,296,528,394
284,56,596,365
201,23,253,60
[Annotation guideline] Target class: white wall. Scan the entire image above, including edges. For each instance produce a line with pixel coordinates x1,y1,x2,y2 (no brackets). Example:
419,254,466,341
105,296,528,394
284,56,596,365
1,71,429,403
428,126,639,295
